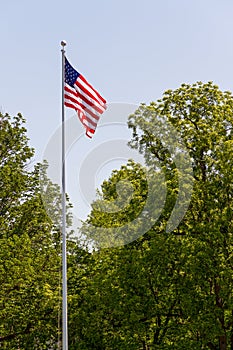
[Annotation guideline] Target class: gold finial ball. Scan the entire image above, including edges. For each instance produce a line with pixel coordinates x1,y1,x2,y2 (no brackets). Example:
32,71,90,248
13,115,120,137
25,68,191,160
61,40,67,47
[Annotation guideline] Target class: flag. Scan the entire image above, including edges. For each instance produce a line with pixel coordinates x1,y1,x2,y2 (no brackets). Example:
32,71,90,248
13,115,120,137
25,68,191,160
64,57,107,138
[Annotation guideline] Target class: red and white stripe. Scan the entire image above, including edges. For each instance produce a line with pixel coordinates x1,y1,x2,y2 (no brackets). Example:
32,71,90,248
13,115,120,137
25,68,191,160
64,74,107,138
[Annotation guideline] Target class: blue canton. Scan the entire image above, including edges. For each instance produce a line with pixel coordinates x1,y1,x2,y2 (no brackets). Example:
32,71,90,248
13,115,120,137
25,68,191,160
65,58,80,87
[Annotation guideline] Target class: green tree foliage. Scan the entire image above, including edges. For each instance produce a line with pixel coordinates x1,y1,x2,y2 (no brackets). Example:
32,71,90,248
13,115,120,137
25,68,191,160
0,113,62,349
70,82,233,349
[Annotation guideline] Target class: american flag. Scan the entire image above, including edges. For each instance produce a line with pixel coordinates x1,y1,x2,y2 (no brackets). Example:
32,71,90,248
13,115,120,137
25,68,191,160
64,57,107,138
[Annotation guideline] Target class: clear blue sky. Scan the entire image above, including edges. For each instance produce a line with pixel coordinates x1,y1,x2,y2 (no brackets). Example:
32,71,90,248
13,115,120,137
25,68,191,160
1,0,233,224
2,0,233,156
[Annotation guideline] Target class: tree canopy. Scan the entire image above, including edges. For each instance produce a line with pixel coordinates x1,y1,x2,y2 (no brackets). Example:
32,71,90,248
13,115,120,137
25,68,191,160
74,82,233,349
0,113,61,349
1,81,232,349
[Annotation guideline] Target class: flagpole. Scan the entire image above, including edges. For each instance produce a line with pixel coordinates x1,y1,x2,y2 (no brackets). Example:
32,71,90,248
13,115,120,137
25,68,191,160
61,40,68,350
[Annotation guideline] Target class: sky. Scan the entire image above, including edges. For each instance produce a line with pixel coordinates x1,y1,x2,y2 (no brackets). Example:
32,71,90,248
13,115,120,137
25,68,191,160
1,0,233,225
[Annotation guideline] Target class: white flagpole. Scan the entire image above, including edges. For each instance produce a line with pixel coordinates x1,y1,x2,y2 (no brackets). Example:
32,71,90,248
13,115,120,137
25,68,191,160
61,40,68,350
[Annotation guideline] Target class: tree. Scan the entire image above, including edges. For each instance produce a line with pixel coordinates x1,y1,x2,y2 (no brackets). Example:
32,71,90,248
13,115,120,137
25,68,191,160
128,82,233,349
0,113,62,349
72,82,233,349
